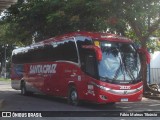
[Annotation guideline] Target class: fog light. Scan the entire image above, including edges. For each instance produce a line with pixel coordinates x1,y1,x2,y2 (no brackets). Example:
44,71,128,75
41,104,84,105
100,95,107,100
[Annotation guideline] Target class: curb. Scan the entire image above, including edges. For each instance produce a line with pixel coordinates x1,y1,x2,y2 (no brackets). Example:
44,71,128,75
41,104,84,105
144,95,160,100
0,99,5,109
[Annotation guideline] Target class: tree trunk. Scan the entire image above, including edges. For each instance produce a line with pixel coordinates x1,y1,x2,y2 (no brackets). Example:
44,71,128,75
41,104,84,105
141,41,160,95
140,43,149,93
141,52,148,93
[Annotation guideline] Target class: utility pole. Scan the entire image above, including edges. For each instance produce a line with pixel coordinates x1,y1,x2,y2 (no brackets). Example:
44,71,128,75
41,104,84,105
3,44,8,79
4,44,7,78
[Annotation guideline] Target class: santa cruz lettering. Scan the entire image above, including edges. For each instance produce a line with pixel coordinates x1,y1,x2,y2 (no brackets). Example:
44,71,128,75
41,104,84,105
29,64,57,74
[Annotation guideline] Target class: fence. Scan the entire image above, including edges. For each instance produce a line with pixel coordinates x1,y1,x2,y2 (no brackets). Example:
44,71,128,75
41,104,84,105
150,68,160,85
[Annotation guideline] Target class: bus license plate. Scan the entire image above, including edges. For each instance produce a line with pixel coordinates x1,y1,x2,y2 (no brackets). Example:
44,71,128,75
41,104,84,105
121,98,128,102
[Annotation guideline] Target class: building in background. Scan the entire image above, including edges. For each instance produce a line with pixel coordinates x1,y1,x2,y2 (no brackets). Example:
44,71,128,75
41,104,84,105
149,37,160,85
150,51,160,85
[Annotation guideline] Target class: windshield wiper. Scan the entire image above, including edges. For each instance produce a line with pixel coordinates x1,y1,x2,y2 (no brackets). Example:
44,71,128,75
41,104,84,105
122,54,136,81
113,52,124,81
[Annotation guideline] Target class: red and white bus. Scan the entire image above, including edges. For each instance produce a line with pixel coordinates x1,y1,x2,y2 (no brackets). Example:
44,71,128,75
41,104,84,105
11,32,143,105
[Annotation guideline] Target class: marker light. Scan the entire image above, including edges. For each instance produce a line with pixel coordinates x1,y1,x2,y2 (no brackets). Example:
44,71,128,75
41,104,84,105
94,41,100,47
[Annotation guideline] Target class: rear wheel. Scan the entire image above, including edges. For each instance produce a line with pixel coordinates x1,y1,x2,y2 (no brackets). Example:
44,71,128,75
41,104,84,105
68,86,80,106
108,102,115,105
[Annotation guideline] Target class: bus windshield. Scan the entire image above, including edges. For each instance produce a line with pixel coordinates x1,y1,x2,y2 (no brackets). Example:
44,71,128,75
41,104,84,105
98,42,141,83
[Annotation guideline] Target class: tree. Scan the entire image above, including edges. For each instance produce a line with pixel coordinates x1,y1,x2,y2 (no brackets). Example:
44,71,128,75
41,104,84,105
107,0,160,94
2,0,127,43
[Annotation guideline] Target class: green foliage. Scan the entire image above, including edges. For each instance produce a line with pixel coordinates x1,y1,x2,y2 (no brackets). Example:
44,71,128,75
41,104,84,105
0,0,160,46
0,78,11,81
1,0,127,43
116,0,160,43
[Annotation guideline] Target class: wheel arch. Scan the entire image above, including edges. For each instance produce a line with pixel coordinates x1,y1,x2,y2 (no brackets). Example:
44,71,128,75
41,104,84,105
68,82,76,89
67,82,80,105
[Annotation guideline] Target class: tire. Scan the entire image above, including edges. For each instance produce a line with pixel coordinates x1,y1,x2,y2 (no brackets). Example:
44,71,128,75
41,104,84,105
68,86,80,106
108,102,115,105
21,81,28,95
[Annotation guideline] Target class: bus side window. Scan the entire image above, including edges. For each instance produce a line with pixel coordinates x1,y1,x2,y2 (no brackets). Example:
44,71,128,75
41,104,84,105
85,54,97,78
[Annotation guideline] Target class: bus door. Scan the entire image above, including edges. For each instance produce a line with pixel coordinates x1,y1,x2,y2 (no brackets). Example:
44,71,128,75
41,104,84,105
82,51,99,101
44,62,67,97
55,62,82,97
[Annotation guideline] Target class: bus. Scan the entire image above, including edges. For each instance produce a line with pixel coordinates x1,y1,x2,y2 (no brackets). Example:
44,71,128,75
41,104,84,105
11,32,143,105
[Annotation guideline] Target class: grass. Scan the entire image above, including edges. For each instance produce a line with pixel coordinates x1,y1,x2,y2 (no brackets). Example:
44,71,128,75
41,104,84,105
0,78,11,81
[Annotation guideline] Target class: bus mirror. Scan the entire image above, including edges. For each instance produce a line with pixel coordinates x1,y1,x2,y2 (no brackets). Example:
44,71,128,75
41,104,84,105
82,45,102,61
137,48,150,64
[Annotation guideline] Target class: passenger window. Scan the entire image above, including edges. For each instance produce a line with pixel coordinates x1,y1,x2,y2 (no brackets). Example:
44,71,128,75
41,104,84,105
85,54,97,78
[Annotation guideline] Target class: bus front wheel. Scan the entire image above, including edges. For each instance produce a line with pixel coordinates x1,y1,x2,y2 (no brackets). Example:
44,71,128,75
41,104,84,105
68,86,80,106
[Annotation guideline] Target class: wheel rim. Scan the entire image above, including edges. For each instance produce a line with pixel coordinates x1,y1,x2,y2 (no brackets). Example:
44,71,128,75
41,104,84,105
71,90,78,103
21,87,24,94
21,84,25,95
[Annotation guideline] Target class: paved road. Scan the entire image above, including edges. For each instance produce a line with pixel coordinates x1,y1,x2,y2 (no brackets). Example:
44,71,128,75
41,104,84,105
0,81,160,120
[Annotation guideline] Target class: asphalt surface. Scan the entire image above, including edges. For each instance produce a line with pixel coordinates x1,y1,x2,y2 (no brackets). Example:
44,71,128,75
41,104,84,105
1,80,160,120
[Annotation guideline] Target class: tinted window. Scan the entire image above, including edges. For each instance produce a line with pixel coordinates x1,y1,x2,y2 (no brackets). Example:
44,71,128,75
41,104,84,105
84,54,98,78
76,36,93,67
12,39,78,64
49,39,78,62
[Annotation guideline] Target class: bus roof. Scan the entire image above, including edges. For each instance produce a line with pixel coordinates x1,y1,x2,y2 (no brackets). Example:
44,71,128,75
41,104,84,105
43,31,133,44
12,32,133,55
